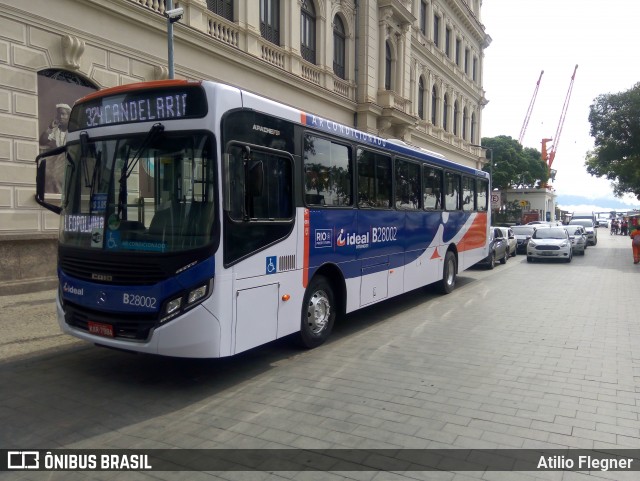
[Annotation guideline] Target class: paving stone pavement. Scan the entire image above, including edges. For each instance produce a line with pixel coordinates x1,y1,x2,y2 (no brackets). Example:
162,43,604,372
1,232,639,480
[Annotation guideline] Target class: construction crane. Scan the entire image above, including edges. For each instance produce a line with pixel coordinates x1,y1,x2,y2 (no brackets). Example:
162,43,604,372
518,70,544,144
542,64,578,177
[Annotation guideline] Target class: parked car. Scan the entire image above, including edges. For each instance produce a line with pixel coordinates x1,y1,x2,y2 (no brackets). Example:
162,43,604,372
597,218,609,228
511,225,536,254
497,227,517,257
568,219,597,246
527,227,573,263
477,227,509,269
564,225,587,255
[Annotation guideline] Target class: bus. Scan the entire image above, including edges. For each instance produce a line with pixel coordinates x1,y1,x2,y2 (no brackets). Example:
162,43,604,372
35,79,490,358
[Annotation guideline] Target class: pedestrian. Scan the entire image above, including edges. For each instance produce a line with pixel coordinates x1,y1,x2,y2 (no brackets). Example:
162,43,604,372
631,225,640,264
621,219,628,236
39,103,71,149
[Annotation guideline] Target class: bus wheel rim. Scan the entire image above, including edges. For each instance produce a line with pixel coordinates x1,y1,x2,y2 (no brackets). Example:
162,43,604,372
307,290,330,335
446,257,455,285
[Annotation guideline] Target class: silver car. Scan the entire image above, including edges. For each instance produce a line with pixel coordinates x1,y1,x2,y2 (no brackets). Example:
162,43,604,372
527,227,573,263
564,225,587,255
568,219,597,246
497,227,517,257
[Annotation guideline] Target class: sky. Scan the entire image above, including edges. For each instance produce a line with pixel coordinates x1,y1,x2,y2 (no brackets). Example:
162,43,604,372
480,0,640,212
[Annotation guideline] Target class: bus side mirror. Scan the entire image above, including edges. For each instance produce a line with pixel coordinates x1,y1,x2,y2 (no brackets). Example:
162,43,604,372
35,146,67,215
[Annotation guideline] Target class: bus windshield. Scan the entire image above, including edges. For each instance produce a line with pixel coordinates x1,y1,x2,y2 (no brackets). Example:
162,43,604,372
60,130,216,253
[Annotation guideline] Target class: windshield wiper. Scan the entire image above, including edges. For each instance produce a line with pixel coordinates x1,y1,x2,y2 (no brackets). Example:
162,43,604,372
117,123,164,218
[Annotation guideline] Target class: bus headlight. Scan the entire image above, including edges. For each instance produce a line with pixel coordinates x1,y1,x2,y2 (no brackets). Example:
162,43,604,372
188,284,207,304
166,297,182,315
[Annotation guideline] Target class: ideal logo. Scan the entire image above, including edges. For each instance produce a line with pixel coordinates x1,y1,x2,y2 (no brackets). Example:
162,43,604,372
314,229,332,248
336,229,369,249
63,282,84,296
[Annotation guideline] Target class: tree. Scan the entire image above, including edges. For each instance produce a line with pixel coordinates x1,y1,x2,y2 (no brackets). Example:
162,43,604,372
479,135,548,190
586,83,640,197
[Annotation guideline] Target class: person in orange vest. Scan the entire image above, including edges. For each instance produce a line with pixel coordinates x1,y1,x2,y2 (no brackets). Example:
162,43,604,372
631,224,640,264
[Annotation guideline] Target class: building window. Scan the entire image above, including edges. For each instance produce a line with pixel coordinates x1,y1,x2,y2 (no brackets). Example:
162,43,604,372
443,93,449,131
418,77,425,120
300,0,316,64
433,14,440,48
471,112,476,143
420,1,427,35
453,100,459,136
431,85,437,125
463,107,468,140
260,0,280,45
385,41,392,90
472,56,478,82
206,0,233,20
455,38,461,66
333,15,346,79
445,27,451,58
464,48,470,75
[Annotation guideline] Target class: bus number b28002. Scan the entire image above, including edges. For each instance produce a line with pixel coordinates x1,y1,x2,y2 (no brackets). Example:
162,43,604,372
122,294,157,308
372,227,398,243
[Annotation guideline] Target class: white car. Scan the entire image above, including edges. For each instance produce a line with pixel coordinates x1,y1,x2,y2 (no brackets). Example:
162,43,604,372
527,227,573,263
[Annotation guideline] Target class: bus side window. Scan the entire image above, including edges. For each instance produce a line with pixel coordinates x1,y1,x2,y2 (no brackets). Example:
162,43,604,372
462,176,475,212
395,159,420,210
357,148,391,208
444,171,460,211
476,179,488,211
303,134,352,207
423,166,442,210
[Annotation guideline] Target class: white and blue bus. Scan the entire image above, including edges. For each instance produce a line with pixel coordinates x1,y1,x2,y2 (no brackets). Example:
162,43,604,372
35,80,490,358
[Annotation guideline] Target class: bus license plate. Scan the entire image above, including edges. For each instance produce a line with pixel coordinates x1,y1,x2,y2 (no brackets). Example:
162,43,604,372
88,321,114,338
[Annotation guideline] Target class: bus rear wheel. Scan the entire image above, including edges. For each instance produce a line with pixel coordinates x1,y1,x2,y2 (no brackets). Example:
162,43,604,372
298,276,335,348
438,251,457,294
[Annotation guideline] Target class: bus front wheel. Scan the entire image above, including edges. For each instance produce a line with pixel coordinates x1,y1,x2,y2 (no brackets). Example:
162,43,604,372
438,251,457,294
298,276,336,348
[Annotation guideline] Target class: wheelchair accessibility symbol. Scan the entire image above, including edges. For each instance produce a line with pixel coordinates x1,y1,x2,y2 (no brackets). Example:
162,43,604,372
266,256,277,275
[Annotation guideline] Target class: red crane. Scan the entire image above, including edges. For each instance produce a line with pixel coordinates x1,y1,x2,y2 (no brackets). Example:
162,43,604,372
518,70,544,144
542,64,578,175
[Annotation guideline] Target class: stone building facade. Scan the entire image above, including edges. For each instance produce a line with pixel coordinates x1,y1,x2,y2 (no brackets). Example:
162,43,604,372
0,0,490,293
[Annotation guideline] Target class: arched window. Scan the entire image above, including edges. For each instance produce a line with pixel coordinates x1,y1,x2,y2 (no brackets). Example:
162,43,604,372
207,0,233,20
385,41,392,90
463,107,468,140
260,0,280,45
453,100,459,136
443,93,449,131
333,15,346,79
300,0,316,64
418,77,425,120
431,86,438,125
471,112,477,143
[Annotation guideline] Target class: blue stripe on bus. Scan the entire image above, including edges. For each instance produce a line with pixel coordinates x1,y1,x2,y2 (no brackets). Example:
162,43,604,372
307,209,476,280
59,256,215,313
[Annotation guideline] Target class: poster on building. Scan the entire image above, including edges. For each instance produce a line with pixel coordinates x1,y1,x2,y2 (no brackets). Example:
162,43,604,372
37,70,97,193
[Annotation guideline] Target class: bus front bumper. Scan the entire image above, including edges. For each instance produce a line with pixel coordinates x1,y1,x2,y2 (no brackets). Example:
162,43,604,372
56,296,222,358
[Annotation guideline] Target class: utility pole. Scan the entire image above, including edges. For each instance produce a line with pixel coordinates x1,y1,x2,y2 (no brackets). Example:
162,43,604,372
165,0,184,79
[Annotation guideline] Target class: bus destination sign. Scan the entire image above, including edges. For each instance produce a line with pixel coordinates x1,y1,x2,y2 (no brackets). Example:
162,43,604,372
69,86,207,131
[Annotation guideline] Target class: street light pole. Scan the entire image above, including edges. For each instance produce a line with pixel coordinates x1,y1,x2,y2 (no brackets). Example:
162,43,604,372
471,144,493,184
167,0,174,79
165,0,184,79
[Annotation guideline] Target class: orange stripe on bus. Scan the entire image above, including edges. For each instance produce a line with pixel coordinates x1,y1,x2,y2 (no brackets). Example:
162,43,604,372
76,80,199,104
457,213,488,252
302,209,310,288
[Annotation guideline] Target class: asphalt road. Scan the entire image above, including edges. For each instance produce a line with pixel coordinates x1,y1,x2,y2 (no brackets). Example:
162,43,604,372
1,229,639,480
